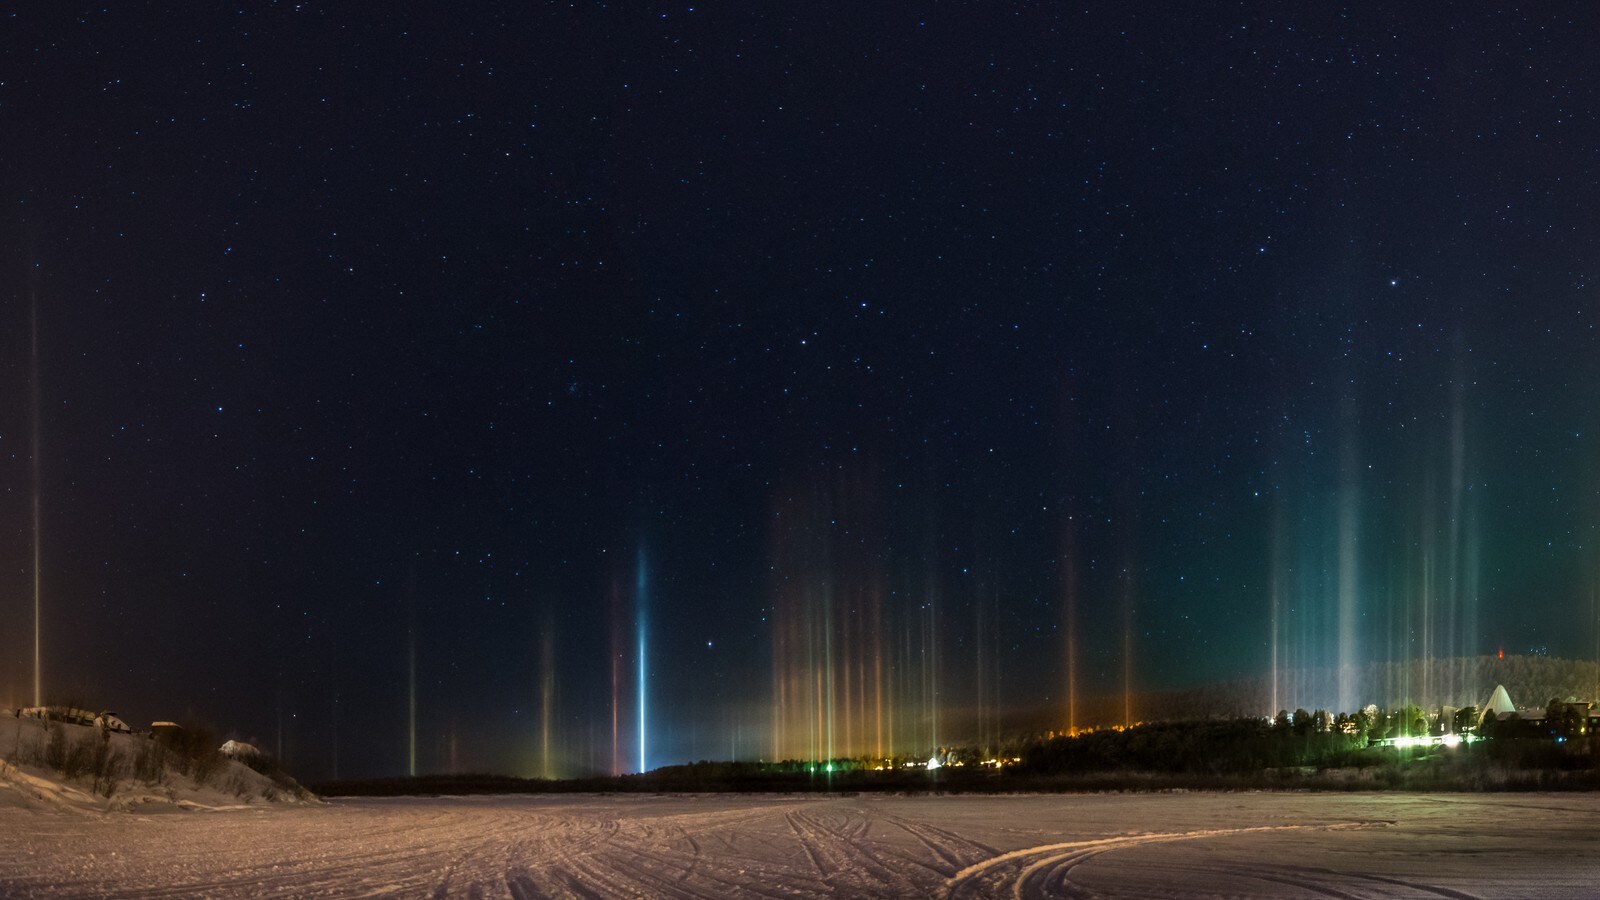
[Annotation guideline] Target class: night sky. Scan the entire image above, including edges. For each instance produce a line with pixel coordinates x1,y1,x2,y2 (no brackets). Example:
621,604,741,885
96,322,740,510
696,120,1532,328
4,4,1598,780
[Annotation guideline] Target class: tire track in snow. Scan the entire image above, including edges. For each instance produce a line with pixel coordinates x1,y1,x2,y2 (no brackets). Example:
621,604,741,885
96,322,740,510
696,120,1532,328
99,803,545,897
782,809,837,889
1009,843,1116,899
290,807,579,896
610,802,830,899
943,821,1392,900
1264,865,1483,900
873,811,998,876
783,807,911,893
68,819,471,899
488,813,624,898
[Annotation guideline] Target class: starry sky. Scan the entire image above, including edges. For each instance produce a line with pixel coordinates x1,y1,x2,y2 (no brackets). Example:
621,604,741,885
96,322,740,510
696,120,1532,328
3,4,1598,779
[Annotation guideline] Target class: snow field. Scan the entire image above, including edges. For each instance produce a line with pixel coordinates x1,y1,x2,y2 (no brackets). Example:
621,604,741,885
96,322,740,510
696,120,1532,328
0,791,1594,897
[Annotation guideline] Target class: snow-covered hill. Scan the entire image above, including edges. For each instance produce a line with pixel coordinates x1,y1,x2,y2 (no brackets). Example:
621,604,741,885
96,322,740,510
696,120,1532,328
0,713,317,813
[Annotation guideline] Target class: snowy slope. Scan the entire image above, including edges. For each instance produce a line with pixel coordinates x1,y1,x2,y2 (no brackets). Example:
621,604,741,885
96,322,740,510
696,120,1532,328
0,713,316,814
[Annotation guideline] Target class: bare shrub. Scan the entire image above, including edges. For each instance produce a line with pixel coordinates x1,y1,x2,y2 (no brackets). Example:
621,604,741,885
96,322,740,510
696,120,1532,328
12,723,46,767
4,720,19,771
39,722,65,770
87,729,125,798
132,738,169,786
230,748,312,801
24,723,125,796
161,724,226,787
189,749,225,787
45,724,94,779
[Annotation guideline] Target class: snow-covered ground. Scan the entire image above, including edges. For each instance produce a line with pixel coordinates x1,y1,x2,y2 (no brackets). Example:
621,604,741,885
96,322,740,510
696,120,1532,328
0,790,1594,897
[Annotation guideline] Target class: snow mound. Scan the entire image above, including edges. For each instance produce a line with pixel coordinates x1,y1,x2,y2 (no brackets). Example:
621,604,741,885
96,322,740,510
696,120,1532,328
0,712,318,814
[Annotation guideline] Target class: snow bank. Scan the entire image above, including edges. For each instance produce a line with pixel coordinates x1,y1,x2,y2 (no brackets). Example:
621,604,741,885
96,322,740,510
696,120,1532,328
0,712,316,814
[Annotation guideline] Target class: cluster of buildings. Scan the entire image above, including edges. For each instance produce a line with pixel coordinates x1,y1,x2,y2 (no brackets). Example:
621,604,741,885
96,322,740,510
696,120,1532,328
11,705,264,760
1476,685,1600,738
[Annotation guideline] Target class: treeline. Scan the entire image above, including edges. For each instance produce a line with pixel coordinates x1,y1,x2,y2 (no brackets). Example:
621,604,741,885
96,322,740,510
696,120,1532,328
1018,718,1375,777
315,721,1600,797
315,764,962,797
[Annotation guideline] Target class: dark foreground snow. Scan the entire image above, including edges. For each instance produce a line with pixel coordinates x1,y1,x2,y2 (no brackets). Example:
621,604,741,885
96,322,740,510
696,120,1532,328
1,791,1594,897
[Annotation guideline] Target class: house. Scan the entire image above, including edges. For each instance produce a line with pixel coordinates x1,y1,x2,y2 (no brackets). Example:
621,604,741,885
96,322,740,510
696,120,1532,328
93,712,132,733
150,721,184,743
221,739,263,760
